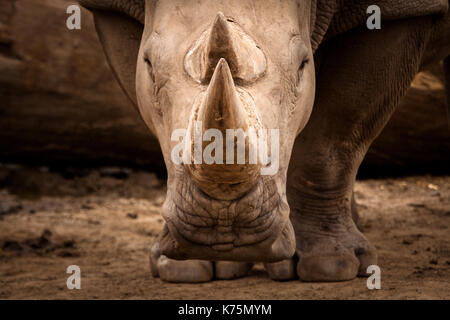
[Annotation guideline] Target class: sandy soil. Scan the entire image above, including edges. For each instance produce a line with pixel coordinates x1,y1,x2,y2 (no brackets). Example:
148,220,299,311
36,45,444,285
0,165,449,300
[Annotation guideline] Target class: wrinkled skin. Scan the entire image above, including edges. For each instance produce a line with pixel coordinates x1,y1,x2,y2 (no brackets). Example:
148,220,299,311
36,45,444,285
80,0,450,282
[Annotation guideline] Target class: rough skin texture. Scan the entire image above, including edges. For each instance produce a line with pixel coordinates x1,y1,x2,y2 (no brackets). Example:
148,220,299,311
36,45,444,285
78,0,450,283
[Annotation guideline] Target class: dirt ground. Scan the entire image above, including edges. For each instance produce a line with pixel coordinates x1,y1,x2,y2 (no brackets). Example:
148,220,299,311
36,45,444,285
0,165,449,300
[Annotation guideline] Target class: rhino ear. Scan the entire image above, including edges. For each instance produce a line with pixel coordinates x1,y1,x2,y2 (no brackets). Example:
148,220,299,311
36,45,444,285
79,0,145,23
313,0,448,49
91,10,143,107
376,0,448,19
79,0,145,107
333,0,448,34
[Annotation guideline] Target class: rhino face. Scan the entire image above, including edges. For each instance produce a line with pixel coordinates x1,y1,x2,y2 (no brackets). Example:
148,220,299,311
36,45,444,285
134,0,315,262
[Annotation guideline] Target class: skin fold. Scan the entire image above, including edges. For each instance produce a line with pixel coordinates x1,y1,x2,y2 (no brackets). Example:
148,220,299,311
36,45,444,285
79,0,450,282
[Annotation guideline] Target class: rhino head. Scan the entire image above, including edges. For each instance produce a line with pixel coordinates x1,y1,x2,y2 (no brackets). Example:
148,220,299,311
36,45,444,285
81,0,315,262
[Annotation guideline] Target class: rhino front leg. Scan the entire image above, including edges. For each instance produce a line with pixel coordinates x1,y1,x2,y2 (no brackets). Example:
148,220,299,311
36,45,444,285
267,16,435,282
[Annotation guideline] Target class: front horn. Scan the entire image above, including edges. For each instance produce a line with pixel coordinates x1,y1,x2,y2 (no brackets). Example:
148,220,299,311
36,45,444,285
184,59,262,200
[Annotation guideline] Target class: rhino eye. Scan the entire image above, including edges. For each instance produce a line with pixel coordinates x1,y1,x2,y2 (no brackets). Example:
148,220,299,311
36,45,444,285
144,57,155,83
296,58,309,85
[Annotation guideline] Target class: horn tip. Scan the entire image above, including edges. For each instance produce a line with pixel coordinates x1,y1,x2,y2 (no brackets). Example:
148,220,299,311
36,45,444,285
215,11,226,22
217,57,227,67
212,11,229,31
213,58,233,83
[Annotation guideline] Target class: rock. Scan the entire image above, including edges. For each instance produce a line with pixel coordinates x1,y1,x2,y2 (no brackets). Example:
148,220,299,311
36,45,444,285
2,240,23,251
0,200,22,216
126,213,138,219
429,259,438,265
24,229,52,250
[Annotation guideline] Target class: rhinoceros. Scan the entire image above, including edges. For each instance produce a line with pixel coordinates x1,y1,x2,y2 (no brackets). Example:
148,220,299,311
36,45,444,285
79,0,450,282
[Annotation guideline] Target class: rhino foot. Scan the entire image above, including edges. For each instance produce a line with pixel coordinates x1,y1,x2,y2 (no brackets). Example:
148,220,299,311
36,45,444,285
266,216,377,282
150,241,253,283
264,258,297,281
154,255,214,283
215,261,253,280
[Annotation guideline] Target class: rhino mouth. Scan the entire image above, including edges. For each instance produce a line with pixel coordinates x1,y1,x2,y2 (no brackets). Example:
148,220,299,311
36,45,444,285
157,170,295,262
